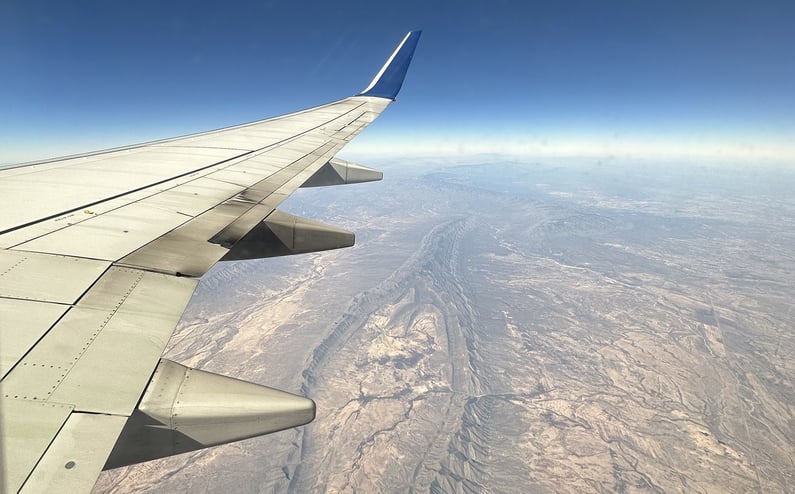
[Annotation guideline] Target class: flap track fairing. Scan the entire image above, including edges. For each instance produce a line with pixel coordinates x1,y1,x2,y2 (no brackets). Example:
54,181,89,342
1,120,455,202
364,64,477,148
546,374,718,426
221,210,354,261
300,158,383,188
104,359,315,469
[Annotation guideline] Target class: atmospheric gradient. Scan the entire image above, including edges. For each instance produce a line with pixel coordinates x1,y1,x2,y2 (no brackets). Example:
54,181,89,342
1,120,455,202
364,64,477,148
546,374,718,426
1,0,794,165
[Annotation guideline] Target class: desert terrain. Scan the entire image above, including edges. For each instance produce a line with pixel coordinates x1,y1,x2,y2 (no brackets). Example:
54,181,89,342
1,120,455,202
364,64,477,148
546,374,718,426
95,157,795,493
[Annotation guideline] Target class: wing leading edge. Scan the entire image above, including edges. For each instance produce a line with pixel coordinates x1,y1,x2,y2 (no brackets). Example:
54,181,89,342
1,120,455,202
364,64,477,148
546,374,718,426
0,30,421,493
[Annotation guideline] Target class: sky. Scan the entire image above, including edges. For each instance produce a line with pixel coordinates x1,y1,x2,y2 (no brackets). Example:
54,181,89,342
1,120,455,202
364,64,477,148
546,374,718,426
1,0,794,165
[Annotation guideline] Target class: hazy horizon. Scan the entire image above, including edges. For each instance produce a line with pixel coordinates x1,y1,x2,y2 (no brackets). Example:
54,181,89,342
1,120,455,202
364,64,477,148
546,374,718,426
2,1,794,165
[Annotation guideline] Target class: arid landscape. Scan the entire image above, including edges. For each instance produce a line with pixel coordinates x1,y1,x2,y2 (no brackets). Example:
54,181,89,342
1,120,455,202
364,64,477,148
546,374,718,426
95,157,795,493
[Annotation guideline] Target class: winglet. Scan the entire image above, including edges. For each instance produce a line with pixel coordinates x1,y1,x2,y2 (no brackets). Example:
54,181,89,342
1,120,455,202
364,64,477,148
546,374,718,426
358,30,422,100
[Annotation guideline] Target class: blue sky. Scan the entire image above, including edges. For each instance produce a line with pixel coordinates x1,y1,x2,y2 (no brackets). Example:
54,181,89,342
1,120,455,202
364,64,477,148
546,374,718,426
1,0,793,164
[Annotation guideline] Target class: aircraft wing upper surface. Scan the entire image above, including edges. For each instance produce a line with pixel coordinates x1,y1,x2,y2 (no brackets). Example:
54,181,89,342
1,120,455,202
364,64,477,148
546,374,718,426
0,30,421,493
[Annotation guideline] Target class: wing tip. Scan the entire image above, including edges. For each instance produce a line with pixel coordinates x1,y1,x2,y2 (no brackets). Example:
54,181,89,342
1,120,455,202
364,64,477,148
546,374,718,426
357,30,422,100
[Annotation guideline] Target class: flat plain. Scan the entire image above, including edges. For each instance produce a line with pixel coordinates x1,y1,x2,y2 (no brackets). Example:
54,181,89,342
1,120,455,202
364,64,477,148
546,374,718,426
95,157,795,493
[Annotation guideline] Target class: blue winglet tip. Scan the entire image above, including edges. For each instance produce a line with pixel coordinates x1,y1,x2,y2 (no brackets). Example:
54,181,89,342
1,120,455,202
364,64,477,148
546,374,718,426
358,30,422,100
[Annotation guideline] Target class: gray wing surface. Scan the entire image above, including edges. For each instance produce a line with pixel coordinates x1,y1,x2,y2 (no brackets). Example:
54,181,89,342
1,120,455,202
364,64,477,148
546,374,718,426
0,30,421,493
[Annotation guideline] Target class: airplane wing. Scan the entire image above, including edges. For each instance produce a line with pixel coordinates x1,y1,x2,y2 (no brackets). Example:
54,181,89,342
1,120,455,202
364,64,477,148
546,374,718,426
0,30,421,493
